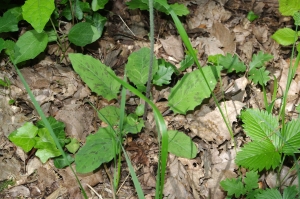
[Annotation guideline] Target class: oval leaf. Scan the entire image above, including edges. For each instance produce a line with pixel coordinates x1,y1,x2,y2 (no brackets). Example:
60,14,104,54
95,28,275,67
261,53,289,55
75,127,116,173
69,53,120,100
13,30,48,64
168,66,221,114
22,0,55,33
68,22,100,46
168,130,197,159
271,28,297,46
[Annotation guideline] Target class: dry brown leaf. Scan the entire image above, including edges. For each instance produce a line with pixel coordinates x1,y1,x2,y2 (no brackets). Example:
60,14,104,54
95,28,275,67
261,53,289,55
188,101,244,145
211,21,236,54
160,35,184,61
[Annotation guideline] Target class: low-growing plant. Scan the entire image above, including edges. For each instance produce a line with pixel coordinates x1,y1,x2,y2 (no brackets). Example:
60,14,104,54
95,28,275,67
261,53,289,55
220,0,300,197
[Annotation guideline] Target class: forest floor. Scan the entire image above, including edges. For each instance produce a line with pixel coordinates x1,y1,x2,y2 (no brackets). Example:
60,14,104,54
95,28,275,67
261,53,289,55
1,0,299,198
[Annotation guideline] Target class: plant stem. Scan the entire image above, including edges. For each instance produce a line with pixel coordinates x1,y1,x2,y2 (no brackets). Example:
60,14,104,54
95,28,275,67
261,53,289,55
143,0,155,120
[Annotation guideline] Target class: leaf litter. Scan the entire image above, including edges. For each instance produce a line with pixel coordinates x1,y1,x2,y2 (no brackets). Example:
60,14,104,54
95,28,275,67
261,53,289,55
0,0,299,198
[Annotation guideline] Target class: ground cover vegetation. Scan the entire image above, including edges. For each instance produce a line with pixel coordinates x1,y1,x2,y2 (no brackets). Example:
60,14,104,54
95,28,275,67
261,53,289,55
0,0,300,198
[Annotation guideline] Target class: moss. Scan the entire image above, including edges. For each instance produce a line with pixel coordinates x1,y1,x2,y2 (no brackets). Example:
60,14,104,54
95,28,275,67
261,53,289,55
0,179,15,192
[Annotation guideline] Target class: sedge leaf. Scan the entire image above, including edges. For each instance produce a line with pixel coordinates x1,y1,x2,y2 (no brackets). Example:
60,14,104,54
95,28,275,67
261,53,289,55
69,53,121,100
8,122,38,152
167,130,197,158
75,127,117,173
22,0,55,33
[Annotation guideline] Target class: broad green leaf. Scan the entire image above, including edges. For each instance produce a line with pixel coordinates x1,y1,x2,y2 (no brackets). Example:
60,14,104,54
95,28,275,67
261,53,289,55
241,109,280,146
22,0,55,33
135,104,145,116
91,0,109,11
85,13,107,34
68,22,101,46
69,53,121,100
4,40,15,57
127,0,188,16
123,113,144,134
0,38,5,53
235,141,281,171
75,127,117,173
220,178,246,197
168,66,221,114
13,30,48,64
247,11,259,22
248,67,270,86
169,3,189,16
153,62,174,86
98,105,120,126
65,138,80,154
126,47,158,91
272,28,297,46
126,0,149,10
53,154,74,169
0,78,9,87
281,119,300,153
279,0,300,16
34,128,62,163
179,54,194,71
36,116,67,147
283,186,297,199
244,170,259,191
256,188,282,199
249,51,273,71
219,53,246,73
35,128,58,149
0,9,19,33
61,0,86,20
167,130,197,158
36,148,61,163
293,11,300,25
8,122,38,152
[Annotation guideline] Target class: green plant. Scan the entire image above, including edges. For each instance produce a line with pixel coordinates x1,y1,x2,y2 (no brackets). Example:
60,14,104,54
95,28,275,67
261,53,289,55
220,0,300,197
8,117,79,167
